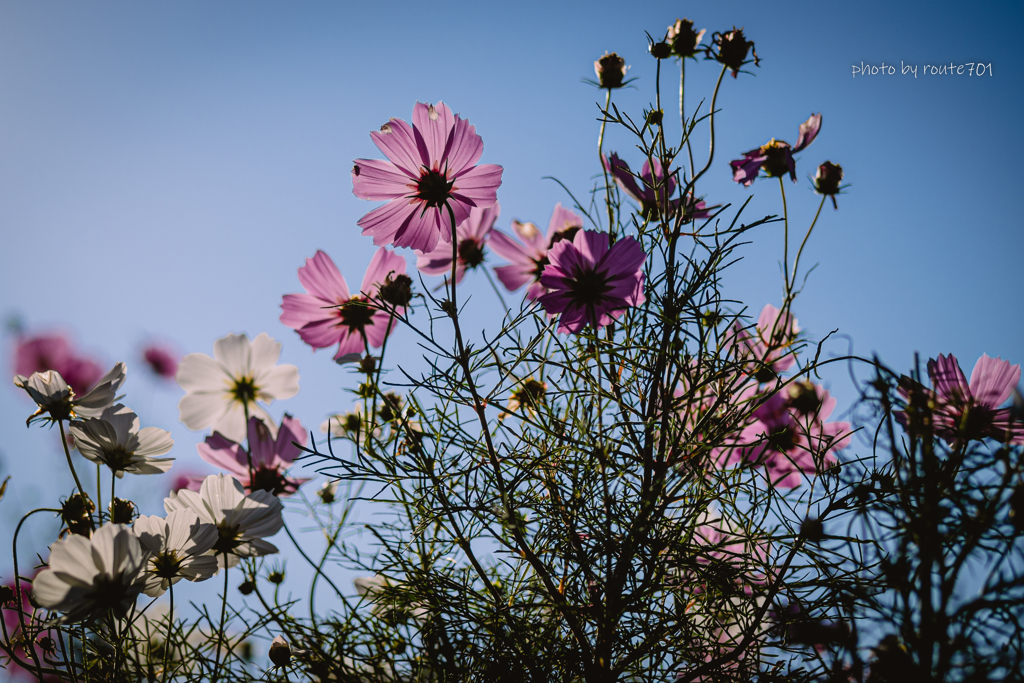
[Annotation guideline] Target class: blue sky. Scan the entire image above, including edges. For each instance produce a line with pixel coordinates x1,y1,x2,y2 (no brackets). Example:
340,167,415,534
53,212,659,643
0,0,1021,603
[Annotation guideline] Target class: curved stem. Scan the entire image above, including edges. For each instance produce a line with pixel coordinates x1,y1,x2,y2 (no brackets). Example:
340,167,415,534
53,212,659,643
790,195,827,294
57,419,86,497
283,521,344,600
12,508,62,682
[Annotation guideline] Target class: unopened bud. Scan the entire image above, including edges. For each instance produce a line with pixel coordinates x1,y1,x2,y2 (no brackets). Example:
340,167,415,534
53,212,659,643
238,580,255,596
108,497,136,525
269,635,291,667
594,52,628,89
649,41,672,60
667,19,706,59
61,493,95,537
800,517,824,543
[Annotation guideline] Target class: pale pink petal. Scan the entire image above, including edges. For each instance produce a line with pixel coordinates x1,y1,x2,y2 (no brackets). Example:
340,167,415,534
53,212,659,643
295,317,345,349
968,354,1021,409
213,334,252,378
280,293,335,331
445,116,484,174
928,354,970,403
451,164,503,205
351,158,417,200
412,101,456,169
297,251,349,302
360,248,407,295
359,199,418,247
370,117,423,176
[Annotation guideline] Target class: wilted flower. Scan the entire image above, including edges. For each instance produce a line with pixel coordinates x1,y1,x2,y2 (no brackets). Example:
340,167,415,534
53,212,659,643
133,510,219,597
899,353,1024,444
490,203,585,301
176,333,299,443
539,230,647,334
379,272,414,308
197,415,309,496
60,492,96,537
14,333,103,397
706,26,759,77
417,202,500,283
280,248,406,364
604,153,677,219
32,523,149,623
594,52,628,89
108,498,137,525
667,18,706,59
352,101,503,253
69,403,174,478
14,362,126,426
813,161,844,209
142,343,179,380
164,474,284,569
730,114,822,186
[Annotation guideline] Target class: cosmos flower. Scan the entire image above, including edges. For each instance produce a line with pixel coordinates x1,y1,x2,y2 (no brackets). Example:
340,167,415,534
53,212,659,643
594,52,629,89
489,203,584,301
280,248,406,364
538,230,647,334
604,153,677,218
164,474,283,569
69,404,174,477
133,510,219,597
897,353,1024,444
14,333,103,397
417,202,500,283
142,343,179,380
176,333,299,443
14,362,126,426
197,415,310,496
730,114,822,186
352,101,503,253
32,523,149,623
731,304,800,380
666,18,706,59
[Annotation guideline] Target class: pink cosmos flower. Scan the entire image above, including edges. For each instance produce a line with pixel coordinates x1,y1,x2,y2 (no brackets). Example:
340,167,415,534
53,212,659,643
142,342,179,380
898,353,1023,444
170,472,206,494
604,153,677,218
731,304,800,381
489,203,585,301
721,381,850,488
197,415,309,496
280,248,406,363
730,113,821,186
537,230,646,334
352,101,503,253
416,202,500,283
14,333,103,397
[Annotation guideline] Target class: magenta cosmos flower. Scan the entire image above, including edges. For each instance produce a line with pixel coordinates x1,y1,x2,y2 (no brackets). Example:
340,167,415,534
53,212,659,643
14,333,103,397
197,414,309,496
898,353,1023,444
732,304,800,381
280,248,406,363
142,342,179,380
537,230,646,334
416,202,499,283
730,113,821,186
352,101,503,253
489,203,584,301
604,153,677,218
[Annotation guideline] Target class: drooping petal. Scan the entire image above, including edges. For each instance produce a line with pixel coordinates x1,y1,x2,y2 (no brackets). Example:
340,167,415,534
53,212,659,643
793,113,822,153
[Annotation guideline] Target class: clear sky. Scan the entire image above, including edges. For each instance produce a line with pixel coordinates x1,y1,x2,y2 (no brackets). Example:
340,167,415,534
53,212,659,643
0,0,1021,602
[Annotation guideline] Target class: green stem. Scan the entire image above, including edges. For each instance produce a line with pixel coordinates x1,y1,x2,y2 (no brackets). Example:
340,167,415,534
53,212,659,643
598,89,615,235
210,560,229,683
779,176,790,296
790,195,827,293
162,583,173,683
58,419,87,497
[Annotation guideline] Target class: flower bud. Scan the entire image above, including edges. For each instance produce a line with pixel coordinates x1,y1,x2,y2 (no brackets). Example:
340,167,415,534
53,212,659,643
108,497,136,525
788,380,823,416
800,517,824,543
60,492,95,537
0,585,15,606
814,161,844,209
649,41,672,60
594,52,628,89
708,27,759,78
238,580,255,595
268,570,285,585
646,109,663,126
318,480,339,505
379,273,413,308
358,355,377,375
269,635,291,667
667,18,705,59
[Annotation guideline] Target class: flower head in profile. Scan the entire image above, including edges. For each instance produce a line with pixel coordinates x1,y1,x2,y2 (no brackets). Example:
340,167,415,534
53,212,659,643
593,52,629,89
142,343,179,380
667,18,706,59
731,304,800,381
813,161,845,209
69,403,174,478
604,153,677,219
280,248,406,364
14,362,126,426
32,523,149,623
14,333,103,396
897,353,1024,444
706,26,759,78
352,101,503,253
133,510,219,597
164,474,284,569
198,415,309,496
176,333,299,443
538,230,647,334
490,203,584,301
417,202,500,283
731,114,822,186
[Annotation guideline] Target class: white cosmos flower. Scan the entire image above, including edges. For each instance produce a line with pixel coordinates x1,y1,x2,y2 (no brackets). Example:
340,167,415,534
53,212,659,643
176,333,299,442
32,523,148,623
13,362,126,426
164,474,284,569
69,403,174,477
134,510,219,597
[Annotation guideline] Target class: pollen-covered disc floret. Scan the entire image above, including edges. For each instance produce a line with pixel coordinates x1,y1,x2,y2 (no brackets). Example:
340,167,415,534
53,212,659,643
176,333,299,443
352,101,503,253
537,229,647,334
69,403,174,478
